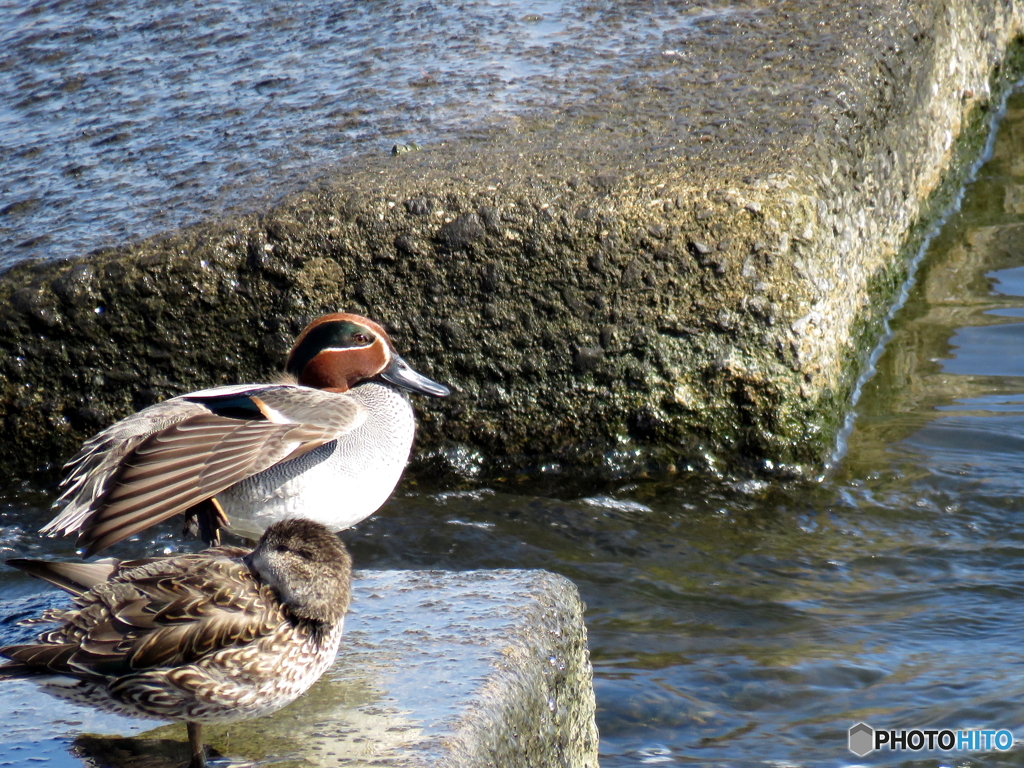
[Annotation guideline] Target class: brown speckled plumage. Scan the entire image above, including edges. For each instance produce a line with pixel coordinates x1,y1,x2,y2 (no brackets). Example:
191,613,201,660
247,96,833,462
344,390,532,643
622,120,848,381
1,519,352,767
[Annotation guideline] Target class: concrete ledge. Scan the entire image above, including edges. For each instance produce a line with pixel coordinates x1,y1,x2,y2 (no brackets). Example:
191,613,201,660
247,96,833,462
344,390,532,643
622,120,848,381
2,0,1023,479
0,569,599,768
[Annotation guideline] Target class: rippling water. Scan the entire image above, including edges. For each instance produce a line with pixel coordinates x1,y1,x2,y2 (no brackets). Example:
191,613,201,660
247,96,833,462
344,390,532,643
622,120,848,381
5,4,1024,768
0,0,736,270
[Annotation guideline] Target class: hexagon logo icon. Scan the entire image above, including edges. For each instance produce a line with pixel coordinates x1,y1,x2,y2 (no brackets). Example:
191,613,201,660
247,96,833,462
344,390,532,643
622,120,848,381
849,722,874,756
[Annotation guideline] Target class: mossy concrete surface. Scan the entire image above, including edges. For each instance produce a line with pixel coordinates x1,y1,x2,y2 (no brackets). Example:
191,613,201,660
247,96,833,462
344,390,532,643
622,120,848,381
62,570,598,768
1,0,1023,480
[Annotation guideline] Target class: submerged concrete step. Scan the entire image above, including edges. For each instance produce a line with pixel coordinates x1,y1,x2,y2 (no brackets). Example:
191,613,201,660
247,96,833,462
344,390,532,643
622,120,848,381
2,569,599,768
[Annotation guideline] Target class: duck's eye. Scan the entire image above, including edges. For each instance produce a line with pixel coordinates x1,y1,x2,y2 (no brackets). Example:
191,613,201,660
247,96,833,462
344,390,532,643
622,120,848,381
275,544,289,553
353,333,371,345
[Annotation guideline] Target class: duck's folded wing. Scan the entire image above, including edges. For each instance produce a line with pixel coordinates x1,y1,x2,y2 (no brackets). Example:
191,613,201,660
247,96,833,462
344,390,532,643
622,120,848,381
1,555,283,681
43,397,215,538
45,386,366,555
114,558,284,670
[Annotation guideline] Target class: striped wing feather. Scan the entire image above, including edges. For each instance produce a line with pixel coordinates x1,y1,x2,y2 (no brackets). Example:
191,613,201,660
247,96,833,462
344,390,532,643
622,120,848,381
5,558,122,596
1,550,280,682
43,386,366,555
44,398,214,537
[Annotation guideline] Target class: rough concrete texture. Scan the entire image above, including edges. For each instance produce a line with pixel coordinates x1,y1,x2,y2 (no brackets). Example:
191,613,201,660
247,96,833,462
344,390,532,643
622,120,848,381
1,0,1023,479
1,569,598,768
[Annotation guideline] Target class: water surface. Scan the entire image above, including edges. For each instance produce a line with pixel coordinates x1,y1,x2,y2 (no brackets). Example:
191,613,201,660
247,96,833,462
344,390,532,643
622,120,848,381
0,0,737,269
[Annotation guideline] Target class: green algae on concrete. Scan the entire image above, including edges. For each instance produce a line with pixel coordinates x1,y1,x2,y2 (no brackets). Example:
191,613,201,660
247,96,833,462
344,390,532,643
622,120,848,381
2,0,1024,480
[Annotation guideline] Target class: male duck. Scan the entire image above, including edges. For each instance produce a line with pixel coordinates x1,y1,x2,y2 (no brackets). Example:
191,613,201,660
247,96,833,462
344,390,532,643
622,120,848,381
1,518,352,768
42,312,449,555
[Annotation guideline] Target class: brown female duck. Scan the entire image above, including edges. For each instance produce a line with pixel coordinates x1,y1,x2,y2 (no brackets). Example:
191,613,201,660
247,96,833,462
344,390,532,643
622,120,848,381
1,518,352,768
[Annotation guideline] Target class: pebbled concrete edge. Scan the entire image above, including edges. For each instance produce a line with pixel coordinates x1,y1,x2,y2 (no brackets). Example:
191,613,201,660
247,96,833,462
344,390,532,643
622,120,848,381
2,2,1024,481
762,3,1024,473
428,571,599,768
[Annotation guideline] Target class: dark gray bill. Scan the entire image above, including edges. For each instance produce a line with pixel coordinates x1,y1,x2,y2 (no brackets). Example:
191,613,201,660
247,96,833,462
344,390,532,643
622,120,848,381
380,353,450,397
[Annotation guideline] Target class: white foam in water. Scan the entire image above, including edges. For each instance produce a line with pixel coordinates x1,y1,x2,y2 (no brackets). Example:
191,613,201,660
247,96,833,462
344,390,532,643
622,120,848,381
581,495,652,514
